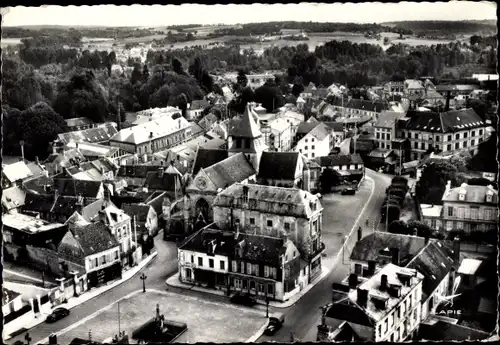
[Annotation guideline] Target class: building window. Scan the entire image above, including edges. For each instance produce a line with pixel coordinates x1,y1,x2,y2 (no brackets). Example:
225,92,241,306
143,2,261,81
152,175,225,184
435,135,440,142
115,251,119,260
267,220,273,227
242,279,248,289
376,133,381,139
448,207,454,217
471,208,478,219
235,279,242,289
305,146,308,150
463,141,467,148
232,261,237,272
198,257,203,266
455,133,460,140
209,259,214,268
312,145,315,150
464,132,468,138
191,255,194,263
448,135,452,141
381,133,385,140
250,281,256,290
268,284,274,294
455,142,459,149
471,139,475,146
264,266,269,277
472,130,476,137
414,142,418,149
407,132,411,139
247,262,252,274
95,258,99,267
381,142,385,149
457,221,463,230
284,222,290,230
259,283,265,293
387,134,391,141
447,144,452,151
421,142,425,150
240,262,245,272
312,153,315,158
102,255,106,265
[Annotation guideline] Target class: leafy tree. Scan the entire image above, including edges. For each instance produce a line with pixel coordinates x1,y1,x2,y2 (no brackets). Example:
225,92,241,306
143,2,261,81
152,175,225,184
172,58,187,75
237,69,248,88
130,64,143,85
292,83,304,97
468,135,498,173
229,86,255,114
254,84,284,112
416,161,466,204
17,102,67,160
319,168,339,193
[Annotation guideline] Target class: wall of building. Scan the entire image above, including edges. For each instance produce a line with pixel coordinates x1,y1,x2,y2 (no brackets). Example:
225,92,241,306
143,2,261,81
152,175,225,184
26,245,85,276
442,201,498,231
295,135,330,159
85,246,121,273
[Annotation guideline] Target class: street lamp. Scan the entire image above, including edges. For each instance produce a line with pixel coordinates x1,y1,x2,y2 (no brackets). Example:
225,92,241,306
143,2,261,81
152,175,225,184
265,297,270,318
25,332,32,345
140,273,147,293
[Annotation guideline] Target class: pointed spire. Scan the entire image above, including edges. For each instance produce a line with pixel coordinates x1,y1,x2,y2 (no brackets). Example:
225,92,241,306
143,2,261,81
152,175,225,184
230,104,262,138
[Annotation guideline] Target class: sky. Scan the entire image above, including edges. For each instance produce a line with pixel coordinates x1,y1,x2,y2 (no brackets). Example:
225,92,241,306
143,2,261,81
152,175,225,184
1,2,497,27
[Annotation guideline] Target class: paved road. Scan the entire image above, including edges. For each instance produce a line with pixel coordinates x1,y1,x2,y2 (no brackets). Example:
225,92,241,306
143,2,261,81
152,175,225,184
9,169,391,345
257,169,391,342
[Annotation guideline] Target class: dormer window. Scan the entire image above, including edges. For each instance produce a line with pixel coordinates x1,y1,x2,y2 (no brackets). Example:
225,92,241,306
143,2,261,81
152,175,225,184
486,191,493,203
459,191,466,201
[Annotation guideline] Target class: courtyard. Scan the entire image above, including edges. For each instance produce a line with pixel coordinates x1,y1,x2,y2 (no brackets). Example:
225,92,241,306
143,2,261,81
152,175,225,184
52,289,267,344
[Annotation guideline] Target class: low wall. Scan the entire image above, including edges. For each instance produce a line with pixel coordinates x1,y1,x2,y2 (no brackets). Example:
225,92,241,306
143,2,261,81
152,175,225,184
26,245,85,277
3,306,35,339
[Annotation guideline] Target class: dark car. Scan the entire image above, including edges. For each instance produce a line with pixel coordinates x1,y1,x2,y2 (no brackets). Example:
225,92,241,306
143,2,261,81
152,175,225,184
264,315,285,336
46,307,70,323
341,187,356,195
229,293,257,307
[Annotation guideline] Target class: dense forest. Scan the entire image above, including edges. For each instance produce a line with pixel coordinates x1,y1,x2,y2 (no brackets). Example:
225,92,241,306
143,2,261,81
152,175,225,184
383,20,497,36
2,26,164,39
2,31,496,160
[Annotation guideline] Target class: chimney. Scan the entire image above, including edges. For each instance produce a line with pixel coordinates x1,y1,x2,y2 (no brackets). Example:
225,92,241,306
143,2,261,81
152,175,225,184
348,273,358,288
156,303,160,320
381,274,388,291
368,260,376,275
234,221,240,240
453,237,460,263
357,288,368,307
357,226,362,242
445,91,451,111
157,167,164,178
391,248,400,266
35,156,40,166
388,284,402,298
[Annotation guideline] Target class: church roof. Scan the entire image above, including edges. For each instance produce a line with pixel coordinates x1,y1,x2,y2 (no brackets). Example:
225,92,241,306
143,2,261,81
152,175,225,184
229,104,262,138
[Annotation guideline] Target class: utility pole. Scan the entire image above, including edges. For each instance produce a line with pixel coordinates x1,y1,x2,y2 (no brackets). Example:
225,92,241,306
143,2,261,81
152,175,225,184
118,301,121,335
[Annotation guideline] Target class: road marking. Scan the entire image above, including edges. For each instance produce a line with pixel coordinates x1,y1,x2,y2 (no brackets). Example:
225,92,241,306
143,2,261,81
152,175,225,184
36,290,142,345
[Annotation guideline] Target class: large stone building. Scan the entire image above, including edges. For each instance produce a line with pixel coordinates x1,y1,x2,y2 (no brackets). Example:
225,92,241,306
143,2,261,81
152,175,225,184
398,109,487,161
318,264,424,342
212,183,325,281
441,182,498,232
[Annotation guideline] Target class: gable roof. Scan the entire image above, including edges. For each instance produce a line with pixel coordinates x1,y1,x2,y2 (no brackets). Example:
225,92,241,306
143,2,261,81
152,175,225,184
144,168,182,192
228,104,262,138
350,232,427,266
190,99,210,110
306,123,332,141
202,153,255,190
257,151,300,180
57,123,118,144
23,192,56,214
2,185,26,211
314,154,364,167
406,240,456,300
442,184,497,204
323,122,344,132
71,222,119,256
191,148,229,175
241,234,288,265
122,203,154,222
374,111,407,128
2,161,34,183
214,183,321,218
326,297,374,327
54,178,102,198
296,122,318,135
404,108,485,133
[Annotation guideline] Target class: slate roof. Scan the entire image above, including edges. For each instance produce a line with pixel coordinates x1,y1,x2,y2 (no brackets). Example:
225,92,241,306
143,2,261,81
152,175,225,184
179,228,241,257
330,96,388,113
190,99,210,110
374,111,407,128
313,88,329,99
323,122,344,132
350,232,427,266
54,178,102,198
144,167,182,192
198,113,219,131
72,222,119,256
314,154,364,167
65,212,90,231
306,123,332,141
122,203,154,222
117,165,162,178
2,185,26,211
404,108,484,133
241,234,287,265
57,123,118,144
326,297,374,327
296,122,318,135
2,161,34,183
202,153,255,190
442,184,497,205
257,151,300,180
228,104,262,138
406,240,456,300
23,177,54,197
23,192,56,214
419,321,489,341
214,183,322,218
191,148,229,175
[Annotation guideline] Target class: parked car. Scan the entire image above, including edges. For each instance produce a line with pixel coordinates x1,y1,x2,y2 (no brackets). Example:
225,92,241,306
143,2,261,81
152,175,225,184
341,187,356,195
46,307,70,323
264,313,285,336
229,293,257,307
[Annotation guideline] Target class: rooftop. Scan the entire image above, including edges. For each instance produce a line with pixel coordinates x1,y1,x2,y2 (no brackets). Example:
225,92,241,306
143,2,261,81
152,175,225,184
348,264,423,322
3,213,65,233
404,108,485,133
2,161,34,183
457,258,483,276
71,222,119,256
192,148,229,175
214,183,322,219
442,183,497,204
57,123,118,144
257,151,300,180
200,153,255,190
374,111,407,128
420,204,443,218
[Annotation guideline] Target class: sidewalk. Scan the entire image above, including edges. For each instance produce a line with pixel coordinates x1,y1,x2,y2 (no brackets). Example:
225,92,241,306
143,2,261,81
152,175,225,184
166,265,331,309
4,252,158,341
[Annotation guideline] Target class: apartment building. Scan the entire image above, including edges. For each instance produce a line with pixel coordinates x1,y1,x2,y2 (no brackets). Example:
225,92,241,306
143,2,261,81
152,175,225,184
109,116,192,158
318,264,424,342
293,122,332,159
212,183,325,281
399,109,487,161
329,96,389,122
441,182,498,232
260,117,293,152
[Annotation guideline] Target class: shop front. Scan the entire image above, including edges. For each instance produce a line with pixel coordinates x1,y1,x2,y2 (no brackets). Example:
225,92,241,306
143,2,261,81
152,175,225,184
87,262,122,289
